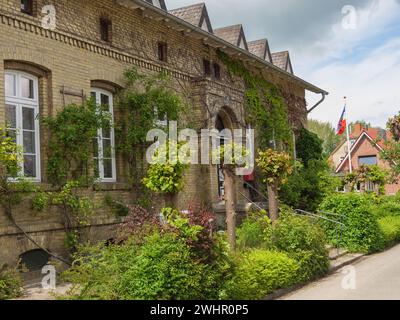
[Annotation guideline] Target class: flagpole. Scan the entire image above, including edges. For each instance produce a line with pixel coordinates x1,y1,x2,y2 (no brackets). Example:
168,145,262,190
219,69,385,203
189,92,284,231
344,97,353,174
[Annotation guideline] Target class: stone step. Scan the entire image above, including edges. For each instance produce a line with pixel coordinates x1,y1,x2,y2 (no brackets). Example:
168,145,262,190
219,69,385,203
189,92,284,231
329,253,365,273
329,248,349,260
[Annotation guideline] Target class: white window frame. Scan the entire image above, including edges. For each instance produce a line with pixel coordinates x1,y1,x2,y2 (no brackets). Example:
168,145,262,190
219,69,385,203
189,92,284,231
91,88,117,183
5,70,41,182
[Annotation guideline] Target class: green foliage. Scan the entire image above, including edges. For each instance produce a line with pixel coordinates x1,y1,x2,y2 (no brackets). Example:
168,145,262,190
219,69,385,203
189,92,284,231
281,128,339,211
256,149,293,185
237,210,273,250
42,100,110,185
0,127,20,177
272,212,329,282
143,141,188,194
64,232,228,300
217,51,292,149
307,119,342,157
281,159,340,211
0,129,41,218
296,127,323,165
381,112,400,176
161,207,204,241
319,193,385,253
222,249,298,300
52,181,94,227
116,68,186,184
32,191,50,212
64,230,80,250
378,216,400,246
0,265,22,300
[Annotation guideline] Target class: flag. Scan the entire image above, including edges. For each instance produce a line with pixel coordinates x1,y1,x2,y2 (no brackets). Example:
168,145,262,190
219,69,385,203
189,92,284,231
336,107,347,136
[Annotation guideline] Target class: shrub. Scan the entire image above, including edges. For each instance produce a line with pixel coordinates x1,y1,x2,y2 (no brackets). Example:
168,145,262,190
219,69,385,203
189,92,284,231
64,231,232,300
237,210,273,250
372,199,400,218
319,193,385,253
271,212,329,282
378,216,400,246
222,250,298,300
0,265,22,300
117,205,161,243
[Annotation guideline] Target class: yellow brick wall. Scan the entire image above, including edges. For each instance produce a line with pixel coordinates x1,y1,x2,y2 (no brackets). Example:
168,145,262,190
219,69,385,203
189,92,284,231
0,0,308,265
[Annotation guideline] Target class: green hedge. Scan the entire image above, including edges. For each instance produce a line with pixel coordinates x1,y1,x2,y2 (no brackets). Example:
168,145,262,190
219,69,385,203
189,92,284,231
237,211,272,250
236,209,329,283
272,213,330,282
378,216,400,246
319,193,385,253
64,232,230,300
0,265,22,300
222,250,298,300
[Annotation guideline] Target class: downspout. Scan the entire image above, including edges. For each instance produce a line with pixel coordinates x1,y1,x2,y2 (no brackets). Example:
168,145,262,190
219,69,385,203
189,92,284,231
307,92,327,114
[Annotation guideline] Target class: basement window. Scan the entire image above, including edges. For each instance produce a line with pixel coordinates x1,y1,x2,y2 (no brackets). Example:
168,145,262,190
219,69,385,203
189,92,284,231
19,249,50,271
158,42,168,62
203,59,211,76
100,18,112,42
21,0,33,15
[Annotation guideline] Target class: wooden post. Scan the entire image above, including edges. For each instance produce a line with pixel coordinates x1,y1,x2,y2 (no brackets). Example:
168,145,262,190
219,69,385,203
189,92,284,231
223,166,237,252
267,182,279,223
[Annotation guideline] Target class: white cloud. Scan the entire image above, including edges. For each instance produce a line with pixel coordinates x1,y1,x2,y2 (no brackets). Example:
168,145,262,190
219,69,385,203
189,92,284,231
303,0,400,128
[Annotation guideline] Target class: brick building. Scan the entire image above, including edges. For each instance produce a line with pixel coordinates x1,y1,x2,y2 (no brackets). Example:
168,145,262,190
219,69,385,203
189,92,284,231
0,0,327,266
330,123,400,195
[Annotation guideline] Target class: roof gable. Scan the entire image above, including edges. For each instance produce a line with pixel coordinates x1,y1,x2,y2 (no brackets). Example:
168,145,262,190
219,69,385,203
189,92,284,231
214,24,248,50
145,0,167,10
169,3,213,33
248,39,272,63
271,51,294,74
335,131,384,173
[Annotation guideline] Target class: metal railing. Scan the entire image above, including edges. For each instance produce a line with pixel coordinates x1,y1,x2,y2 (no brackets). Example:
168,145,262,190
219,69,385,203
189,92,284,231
293,209,346,254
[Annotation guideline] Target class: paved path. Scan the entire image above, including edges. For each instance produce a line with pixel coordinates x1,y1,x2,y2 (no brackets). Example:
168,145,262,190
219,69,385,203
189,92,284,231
281,244,400,300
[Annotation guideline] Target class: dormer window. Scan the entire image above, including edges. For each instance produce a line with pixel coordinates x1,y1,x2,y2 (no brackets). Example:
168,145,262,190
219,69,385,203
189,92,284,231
100,18,112,42
203,59,211,76
158,42,168,62
21,0,33,15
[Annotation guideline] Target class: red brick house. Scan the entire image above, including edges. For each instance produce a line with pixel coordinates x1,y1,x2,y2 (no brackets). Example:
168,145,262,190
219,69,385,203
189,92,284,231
330,123,400,195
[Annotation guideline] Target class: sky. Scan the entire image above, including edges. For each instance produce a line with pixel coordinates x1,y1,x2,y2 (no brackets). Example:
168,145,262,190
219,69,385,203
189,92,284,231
167,0,400,129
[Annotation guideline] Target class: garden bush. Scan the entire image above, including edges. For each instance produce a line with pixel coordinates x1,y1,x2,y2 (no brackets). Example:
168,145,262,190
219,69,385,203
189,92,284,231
222,249,298,300
319,193,385,253
0,265,22,300
64,231,231,300
237,210,273,250
378,216,400,246
271,212,329,282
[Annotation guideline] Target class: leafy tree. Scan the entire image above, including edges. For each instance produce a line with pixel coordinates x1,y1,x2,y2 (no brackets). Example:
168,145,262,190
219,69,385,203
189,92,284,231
256,149,293,223
382,112,400,177
308,119,341,157
281,128,339,212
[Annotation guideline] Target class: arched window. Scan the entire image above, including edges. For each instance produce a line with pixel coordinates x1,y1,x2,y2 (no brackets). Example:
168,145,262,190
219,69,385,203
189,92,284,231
5,70,41,180
91,88,116,182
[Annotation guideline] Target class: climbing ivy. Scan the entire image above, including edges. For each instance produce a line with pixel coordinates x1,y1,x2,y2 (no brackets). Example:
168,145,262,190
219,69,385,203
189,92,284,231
217,51,293,150
116,68,187,187
42,99,111,186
